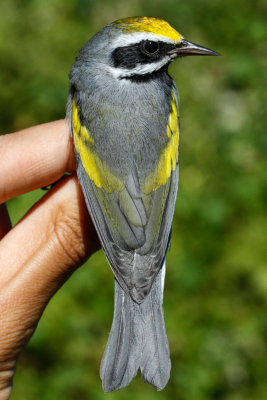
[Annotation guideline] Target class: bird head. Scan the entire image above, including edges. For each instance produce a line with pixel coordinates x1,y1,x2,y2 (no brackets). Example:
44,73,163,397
72,16,220,81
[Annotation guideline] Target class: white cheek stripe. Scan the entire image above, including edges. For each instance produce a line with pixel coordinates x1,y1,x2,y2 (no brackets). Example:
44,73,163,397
110,32,181,50
106,56,171,79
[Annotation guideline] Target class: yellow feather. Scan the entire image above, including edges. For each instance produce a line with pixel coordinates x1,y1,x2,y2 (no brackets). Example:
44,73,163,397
114,17,182,42
142,92,179,194
72,98,124,193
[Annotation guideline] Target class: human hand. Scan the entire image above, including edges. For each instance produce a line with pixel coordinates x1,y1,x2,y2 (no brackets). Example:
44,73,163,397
0,120,100,399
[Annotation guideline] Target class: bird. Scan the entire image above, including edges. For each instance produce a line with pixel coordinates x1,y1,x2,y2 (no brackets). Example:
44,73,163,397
67,16,219,392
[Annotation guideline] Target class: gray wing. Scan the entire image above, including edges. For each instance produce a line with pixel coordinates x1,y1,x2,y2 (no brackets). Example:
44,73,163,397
76,151,179,303
69,90,179,303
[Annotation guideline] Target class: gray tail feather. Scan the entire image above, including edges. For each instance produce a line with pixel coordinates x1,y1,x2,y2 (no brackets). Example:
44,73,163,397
100,267,171,392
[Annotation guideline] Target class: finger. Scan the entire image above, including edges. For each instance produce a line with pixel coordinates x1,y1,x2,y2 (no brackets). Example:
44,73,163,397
0,203,12,239
0,175,100,393
0,174,100,290
0,120,76,203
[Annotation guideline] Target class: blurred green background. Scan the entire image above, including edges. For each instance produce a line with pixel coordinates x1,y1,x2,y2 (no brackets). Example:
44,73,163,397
1,0,267,399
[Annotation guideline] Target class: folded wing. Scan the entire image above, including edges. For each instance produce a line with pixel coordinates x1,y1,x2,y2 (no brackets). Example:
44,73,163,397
70,91,179,303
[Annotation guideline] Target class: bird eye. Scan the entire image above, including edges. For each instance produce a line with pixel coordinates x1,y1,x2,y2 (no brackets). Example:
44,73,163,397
142,41,160,55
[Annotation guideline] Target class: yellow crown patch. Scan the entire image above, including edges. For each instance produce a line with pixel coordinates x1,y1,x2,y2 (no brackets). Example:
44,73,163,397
114,17,182,42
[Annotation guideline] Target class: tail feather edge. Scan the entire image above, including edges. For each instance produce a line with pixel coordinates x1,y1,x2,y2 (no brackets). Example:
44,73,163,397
100,264,170,392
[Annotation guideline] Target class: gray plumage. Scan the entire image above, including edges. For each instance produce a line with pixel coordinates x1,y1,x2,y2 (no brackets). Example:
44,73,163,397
100,265,170,391
68,42,180,295
66,16,219,392
73,144,177,391
67,20,179,392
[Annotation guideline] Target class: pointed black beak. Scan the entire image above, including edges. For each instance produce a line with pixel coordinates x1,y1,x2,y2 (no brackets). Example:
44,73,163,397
168,39,221,58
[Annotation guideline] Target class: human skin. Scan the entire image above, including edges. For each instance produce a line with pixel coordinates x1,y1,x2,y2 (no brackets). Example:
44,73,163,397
0,120,100,399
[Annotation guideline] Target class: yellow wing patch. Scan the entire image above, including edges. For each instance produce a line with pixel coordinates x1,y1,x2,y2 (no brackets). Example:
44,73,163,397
142,92,179,194
114,17,182,42
72,98,124,193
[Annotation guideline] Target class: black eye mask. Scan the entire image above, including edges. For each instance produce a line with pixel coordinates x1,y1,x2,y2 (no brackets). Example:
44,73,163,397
112,40,178,69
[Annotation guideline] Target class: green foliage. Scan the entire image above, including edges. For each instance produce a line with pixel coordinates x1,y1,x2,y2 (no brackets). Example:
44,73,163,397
1,0,266,398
